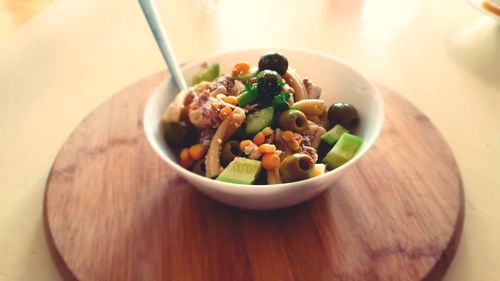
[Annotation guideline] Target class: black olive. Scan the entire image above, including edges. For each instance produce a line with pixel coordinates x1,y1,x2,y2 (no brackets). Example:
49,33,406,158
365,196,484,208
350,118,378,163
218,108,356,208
258,52,289,75
327,103,359,129
257,70,282,98
163,121,198,147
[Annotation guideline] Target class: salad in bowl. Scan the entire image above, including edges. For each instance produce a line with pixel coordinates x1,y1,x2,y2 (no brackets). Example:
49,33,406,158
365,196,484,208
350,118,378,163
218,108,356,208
144,48,384,209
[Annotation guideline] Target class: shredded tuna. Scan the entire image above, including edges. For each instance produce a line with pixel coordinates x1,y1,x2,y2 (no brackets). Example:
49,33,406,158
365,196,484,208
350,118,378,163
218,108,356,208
248,148,262,159
302,145,318,163
210,75,235,93
291,133,303,145
302,129,316,146
241,142,261,159
190,90,223,129
243,103,259,114
265,133,275,144
209,85,228,97
231,80,245,96
243,145,253,155
303,77,322,99
199,129,215,146
184,90,195,106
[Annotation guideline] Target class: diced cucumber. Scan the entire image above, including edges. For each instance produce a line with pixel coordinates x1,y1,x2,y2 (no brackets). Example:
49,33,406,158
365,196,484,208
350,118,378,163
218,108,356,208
237,90,258,107
192,63,220,85
237,83,259,107
245,106,274,135
322,133,363,170
216,157,262,185
321,124,349,146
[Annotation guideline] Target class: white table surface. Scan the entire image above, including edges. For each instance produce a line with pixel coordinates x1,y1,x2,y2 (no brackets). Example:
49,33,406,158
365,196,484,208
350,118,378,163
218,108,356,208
0,0,499,280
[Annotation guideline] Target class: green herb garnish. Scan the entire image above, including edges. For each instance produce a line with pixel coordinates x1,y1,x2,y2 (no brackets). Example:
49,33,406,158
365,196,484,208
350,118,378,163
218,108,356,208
245,83,257,95
272,92,292,110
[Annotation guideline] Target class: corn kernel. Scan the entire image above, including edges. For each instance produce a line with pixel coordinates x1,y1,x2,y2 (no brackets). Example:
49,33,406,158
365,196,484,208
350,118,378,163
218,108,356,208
239,140,253,152
282,130,294,142
219,106,233,120
180,148,191,162
189,144,208,161
258,144,277,154
288,140,300,150
180,158,194,168
222,96,238,105
261,153,281,170
253,132,265,146
262,127,273,136
233,62,251,74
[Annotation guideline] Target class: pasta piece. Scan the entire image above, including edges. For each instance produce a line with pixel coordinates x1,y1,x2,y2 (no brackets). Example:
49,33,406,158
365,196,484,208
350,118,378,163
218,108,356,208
194,81,212,93
161,90,189,123
306,121,326,149
209,85,227,97
308,111,330,130
303,77,322,99
311,126,326,149
274,129,294,160
293,99,326,118
283,69,308,101
205,121,229,178
225,107,246,137
282,84,295,104
205,107,246,178
188,109,207,129
267,168,282,184
308,115,321,124
163,82,211,125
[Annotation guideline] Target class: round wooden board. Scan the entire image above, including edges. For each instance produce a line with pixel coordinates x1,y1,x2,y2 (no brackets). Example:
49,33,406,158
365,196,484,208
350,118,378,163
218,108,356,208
44,72,464,281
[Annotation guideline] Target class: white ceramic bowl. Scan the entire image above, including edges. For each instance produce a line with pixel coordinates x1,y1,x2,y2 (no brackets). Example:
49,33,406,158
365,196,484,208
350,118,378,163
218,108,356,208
144,47,384,210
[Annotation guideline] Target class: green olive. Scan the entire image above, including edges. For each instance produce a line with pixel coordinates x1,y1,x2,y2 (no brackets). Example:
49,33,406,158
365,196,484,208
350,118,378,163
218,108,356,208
258,52,289,75
163,121,198,147
277,109,308,133
221,140,241,167
192,159,206,176
279,153,315,183
327,102,359,129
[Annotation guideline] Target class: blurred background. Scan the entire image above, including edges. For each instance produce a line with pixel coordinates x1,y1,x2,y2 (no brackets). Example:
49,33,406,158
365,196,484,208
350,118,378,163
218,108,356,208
0,0,51,38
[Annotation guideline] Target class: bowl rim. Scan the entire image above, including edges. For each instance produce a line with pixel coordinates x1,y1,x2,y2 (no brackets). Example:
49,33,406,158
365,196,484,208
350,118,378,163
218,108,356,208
144,46,384,191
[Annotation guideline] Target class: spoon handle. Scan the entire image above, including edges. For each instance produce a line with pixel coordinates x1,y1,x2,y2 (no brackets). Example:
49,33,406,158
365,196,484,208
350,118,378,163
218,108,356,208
138,0,188,91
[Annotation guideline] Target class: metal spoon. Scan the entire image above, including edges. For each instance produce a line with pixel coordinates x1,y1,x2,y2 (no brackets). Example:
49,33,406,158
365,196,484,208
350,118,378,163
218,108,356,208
138,0,187,91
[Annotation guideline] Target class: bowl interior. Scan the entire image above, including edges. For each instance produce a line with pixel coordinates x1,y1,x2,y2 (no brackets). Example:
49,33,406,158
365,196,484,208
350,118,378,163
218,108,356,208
144,47,384,188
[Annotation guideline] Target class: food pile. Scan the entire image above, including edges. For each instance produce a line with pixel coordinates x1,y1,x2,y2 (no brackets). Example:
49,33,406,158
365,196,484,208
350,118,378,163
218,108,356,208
162,52,363,185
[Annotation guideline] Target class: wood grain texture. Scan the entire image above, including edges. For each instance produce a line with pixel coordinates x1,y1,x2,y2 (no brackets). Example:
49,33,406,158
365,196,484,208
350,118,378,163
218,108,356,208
44,72,464,281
